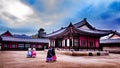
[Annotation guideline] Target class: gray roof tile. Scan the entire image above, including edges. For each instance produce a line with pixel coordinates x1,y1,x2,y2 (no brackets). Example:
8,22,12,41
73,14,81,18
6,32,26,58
100,39,120,44
1,36,49,43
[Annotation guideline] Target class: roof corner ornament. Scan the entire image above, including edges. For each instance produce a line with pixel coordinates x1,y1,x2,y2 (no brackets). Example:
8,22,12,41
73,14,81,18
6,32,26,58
83,18,87,21
68,22,73,27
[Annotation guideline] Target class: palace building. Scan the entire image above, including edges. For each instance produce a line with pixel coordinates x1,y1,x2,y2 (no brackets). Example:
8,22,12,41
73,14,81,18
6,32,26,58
46,18,111,51
0,18,114,51
100,31,120,53
0,31,49,50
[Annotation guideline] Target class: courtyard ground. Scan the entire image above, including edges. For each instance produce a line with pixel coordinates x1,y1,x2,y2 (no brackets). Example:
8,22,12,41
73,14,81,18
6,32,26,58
0,51,120,68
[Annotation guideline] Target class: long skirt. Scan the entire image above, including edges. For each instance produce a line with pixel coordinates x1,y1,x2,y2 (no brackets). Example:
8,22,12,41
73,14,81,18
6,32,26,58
27,51,32,57
32,51,36,58
46,57,52,62
52,56,57,61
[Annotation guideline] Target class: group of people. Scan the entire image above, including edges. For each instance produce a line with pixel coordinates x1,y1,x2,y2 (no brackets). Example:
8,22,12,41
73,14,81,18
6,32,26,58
27,48,36,58
46,47,57,62
26,47,57,62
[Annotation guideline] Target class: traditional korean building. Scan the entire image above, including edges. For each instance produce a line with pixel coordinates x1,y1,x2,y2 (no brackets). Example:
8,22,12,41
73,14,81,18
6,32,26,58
0,31,49,50
46,18,111,51
32,28,47,38
100,31,120,53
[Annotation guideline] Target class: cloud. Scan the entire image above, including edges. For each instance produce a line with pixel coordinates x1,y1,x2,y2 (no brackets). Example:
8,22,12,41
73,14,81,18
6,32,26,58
0,0,52,34
0,0,120,34
0,0,34,26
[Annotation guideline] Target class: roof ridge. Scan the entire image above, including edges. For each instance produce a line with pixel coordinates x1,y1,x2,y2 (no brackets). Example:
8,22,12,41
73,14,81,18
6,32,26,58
47,27,66,35
74,18,95,30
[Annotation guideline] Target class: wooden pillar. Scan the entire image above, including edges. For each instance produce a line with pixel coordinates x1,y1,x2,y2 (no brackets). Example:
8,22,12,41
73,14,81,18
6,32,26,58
72,38,73,49
78,36,80,50
49,41,50,47
64,39,68,49
62,39,64,48
51,40,55,47
54,40,55,47
87,36,88,51
98,38,102,51
94,37,96,51
69,38,73,50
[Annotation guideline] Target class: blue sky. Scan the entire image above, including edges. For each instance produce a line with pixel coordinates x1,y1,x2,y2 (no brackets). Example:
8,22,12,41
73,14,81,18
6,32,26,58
0,0,120,35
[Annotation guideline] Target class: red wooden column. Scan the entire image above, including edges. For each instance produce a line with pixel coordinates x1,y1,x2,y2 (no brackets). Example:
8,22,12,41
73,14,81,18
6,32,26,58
80,36,87,48
68,37,73,50
86,36,88,51
9,43,11,49
95,38,99,48
16,43,18,49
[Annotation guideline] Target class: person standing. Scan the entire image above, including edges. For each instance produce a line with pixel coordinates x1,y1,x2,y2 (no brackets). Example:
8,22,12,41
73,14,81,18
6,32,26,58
27,48,32,58
51,47,57,61
32,48,36,58
46,47,52,62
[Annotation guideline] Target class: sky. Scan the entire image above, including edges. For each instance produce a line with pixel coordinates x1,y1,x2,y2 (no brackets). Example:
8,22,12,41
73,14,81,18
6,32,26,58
0,0,120,35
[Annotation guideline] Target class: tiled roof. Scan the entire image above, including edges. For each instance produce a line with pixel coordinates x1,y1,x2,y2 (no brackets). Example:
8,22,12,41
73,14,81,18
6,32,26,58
100,34,113,40
108,31,120,39
1,36,49,43
100,31,120,44
78,28,110,35
1,30,13,37
100,39,120,44
46,24,111,37
13,34,32,38
46,28,66,37
74,18,95,29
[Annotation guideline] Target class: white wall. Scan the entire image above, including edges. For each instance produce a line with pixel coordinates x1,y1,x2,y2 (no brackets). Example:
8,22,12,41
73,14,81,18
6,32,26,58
67,39,69,46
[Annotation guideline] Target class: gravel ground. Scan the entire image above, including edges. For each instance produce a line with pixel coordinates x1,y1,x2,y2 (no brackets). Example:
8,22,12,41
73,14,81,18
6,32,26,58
0,51,120,68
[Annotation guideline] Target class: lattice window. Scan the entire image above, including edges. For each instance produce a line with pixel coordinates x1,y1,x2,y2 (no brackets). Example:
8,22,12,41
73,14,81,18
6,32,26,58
74,39,79,46
18,44,24,49
25,44,30,48
4,44,8,48
81,40,86,47
89,41,94,47
11,44,16,48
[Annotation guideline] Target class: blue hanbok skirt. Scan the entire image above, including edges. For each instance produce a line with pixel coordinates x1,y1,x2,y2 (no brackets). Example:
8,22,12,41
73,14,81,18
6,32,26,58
27,51,32,57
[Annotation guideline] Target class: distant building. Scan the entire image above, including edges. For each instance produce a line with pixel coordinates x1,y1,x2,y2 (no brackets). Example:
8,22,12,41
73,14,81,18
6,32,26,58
100,31,120,53
0,31,49,50
38,28,46,38
46,18,111,51
32,28,46,38
32,34,38,39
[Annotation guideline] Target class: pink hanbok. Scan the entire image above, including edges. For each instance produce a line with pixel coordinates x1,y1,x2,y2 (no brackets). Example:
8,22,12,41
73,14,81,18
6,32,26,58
32,48,36,58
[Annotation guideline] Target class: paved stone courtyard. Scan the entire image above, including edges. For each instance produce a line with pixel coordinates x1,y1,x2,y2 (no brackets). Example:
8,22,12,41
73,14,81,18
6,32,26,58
0,51,120,68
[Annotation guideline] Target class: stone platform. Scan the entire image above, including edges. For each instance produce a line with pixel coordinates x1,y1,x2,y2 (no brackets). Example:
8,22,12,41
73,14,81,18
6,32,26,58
56,50,109,56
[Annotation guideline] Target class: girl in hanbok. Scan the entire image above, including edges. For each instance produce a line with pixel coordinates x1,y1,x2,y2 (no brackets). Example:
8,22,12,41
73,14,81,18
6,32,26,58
32,48,36,58
46,48,52,62
27,48,32,58
52,48,56,61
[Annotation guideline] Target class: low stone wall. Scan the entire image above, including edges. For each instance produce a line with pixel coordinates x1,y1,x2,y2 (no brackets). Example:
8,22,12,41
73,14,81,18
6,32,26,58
56,50,109,56
103,47,120,54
